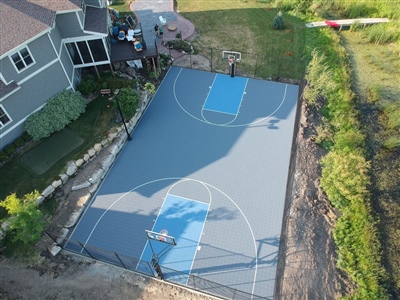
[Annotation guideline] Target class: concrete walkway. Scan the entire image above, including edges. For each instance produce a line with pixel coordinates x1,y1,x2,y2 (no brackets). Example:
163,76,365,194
130,0,195,58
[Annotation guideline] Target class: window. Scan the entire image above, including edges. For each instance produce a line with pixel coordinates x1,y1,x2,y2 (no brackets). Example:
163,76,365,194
88,39,108,62
11,47,34,71
66,39,108,66
0,106,11,128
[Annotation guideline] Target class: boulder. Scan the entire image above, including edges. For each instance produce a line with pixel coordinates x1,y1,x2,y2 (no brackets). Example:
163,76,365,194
42,185,55,198
88,168,104,184
66,162,78,176
107,143,120,156
56,228,69,244
89,181,101,194
88,148,96,157
75,158,85,167
49,244,62,256
51,179,62,188
77,193,91,207
59,173,69,184
83,153,90,162
101,139,109,146
107,132,118,141
65,206,85,228
94,143,102,152
37,195,46,205
71,180,91,191
101,152,114,171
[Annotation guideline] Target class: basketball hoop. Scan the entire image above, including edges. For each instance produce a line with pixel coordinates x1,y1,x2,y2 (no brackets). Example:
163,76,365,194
228,56,235,66
156,229,168,242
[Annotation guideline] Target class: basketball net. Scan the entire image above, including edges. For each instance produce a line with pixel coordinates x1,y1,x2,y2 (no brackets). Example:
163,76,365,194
228,56,235,66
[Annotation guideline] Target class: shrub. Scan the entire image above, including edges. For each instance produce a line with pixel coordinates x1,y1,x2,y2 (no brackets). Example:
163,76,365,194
13,137,25,148
272,11,284,30
21,131,32,142
115,88,139,119
144,82,156,95
0,191,46,244
24,90,86,141
165,40,192,53
77,77,101,96
0,150,9,162
3,144,16,156
104,78,134,91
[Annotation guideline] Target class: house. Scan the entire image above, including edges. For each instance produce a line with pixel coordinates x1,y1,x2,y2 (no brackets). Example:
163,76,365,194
0,0,113,149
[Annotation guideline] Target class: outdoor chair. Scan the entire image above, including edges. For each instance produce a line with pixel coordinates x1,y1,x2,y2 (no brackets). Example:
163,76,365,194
125,15,136,29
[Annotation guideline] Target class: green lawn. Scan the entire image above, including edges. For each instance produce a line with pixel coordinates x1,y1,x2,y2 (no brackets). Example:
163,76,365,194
0,97,115,218
177,0,306,79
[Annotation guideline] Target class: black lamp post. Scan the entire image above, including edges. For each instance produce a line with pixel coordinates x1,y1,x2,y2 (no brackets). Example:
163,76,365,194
114,89,132,141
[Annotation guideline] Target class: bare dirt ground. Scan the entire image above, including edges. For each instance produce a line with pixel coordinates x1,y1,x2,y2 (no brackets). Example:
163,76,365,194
0,56,342,299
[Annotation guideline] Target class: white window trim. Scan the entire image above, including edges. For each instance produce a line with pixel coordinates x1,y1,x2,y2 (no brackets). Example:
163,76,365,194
9,46,36,74
0,105,12,128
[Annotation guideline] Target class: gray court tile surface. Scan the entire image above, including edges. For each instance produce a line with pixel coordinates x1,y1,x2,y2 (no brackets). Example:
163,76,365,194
68,67,299,299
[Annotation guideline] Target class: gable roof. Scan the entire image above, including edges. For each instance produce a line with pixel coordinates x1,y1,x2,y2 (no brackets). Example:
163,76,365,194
0,0,82,57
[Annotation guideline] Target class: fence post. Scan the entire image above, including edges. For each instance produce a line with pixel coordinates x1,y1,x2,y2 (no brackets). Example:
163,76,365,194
114,252,127,269
45,231,62,248
78,241,94,259
210,47,213,71
254,54,258,79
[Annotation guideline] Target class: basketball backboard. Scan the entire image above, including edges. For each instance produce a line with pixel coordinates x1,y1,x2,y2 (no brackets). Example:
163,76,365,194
145,229,177,246
222,50,241,63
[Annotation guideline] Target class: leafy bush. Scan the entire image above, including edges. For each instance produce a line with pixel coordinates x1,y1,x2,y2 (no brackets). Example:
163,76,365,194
272,11,284,30
24,90,86,141
116,88,139,119
13,137,25,148
144,82,156,95
165,40,192,52
0,150,9,162
3,144,16,156
77,76,102,96
103,78,134,91
0,191,46,244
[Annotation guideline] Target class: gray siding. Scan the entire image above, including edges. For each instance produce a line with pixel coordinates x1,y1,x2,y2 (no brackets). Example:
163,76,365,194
60,46,74,83
56,13,89,38
49,26,63,54
77,10,84,25
0,62,70,147
1,34,57,83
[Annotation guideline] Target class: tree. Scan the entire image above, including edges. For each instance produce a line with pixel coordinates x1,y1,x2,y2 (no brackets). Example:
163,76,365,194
272,11,284,30
0,191,46,244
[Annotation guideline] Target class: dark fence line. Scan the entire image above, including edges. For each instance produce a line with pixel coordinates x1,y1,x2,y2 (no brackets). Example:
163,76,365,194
170,45,304,82
47,231,271,300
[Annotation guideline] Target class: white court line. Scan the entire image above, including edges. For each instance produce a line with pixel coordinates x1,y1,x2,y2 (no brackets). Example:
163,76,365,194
184,181,212,285
79,176,259,295
173,68,288,128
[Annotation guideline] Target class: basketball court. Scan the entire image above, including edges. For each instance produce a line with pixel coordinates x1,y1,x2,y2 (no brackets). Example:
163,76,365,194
66,58,299,299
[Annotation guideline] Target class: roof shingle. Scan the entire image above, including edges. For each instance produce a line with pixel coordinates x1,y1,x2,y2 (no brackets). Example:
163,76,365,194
0,0,82,56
